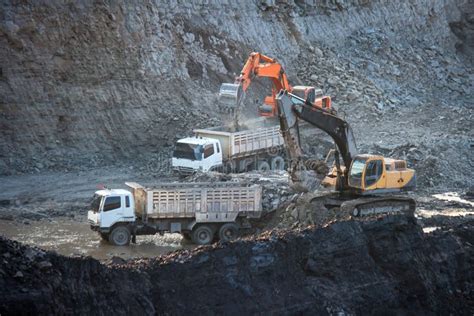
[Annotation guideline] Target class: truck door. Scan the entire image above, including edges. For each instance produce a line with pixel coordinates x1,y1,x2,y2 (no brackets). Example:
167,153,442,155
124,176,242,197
100,196,123,229
203,143,220,171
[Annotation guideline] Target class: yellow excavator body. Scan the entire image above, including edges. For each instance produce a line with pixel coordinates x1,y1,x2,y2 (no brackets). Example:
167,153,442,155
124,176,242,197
322,154,416,193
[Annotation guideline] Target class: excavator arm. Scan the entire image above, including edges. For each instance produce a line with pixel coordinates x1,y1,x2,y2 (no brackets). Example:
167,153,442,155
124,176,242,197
219,52,291,116
276,90,357,191
236,52,291,93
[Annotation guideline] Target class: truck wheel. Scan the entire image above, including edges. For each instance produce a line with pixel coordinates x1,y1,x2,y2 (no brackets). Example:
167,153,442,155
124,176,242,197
218,223,240,242
257,161,270,172
99,232,109,241
108,226,131,246
225,161,236,174
192,225,214,245
271,156,285,171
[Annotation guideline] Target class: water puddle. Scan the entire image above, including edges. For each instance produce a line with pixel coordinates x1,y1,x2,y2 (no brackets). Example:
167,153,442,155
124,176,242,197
0,218,192,261
432,192,474,207
422,226,440,233
417,208,474,218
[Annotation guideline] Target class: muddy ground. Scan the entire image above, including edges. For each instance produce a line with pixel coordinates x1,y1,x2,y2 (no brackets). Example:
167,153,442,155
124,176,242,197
0,168,472,262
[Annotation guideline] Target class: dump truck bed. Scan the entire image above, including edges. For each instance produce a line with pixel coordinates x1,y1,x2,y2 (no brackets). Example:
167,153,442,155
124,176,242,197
126,182,262,222
193,120,284,160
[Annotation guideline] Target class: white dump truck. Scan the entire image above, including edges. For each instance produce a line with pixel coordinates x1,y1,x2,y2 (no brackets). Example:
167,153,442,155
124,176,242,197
87,182,262,245
172,119,285,174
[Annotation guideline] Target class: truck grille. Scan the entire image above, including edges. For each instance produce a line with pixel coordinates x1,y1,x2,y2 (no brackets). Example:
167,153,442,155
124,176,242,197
173,166,195,174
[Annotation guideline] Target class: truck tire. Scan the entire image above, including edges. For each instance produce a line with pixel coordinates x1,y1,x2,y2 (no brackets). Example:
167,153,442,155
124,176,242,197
108,226,131,246
271,156,285,171
192,225,214,245
225,161,236,173
257,161,270,172
218,223,240,242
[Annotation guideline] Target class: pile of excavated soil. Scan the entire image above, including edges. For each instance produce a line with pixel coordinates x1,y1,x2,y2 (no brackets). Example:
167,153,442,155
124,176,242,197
1,215,472,314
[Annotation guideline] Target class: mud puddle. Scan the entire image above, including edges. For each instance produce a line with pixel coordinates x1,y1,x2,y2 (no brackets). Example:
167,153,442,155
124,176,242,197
0,218,191,261
432,192,474,207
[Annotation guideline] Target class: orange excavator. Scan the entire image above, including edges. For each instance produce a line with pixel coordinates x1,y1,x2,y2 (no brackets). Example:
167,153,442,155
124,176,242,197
219,52,332,117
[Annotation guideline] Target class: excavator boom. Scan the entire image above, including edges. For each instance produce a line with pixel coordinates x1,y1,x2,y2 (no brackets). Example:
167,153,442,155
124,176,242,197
276,90,357,169
219,52,331,117
237,53,290,93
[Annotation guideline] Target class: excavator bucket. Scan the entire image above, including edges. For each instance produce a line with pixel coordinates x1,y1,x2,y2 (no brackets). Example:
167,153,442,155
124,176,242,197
218,83,244,108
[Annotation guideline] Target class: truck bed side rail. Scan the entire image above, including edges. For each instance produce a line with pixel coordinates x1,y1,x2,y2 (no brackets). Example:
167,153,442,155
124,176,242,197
126,182,262,222
231,126,284,157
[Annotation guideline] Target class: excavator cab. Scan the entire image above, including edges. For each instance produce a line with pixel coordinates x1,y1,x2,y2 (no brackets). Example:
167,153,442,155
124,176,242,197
292,86,332,110
348,156,383,189
347,155,416,193
292,86,318,104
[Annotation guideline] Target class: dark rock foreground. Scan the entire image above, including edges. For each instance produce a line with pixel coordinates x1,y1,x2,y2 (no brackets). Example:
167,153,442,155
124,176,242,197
1,215,473,315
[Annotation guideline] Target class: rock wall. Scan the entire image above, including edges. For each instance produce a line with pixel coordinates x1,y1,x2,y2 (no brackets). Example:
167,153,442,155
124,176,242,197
0,0,470,174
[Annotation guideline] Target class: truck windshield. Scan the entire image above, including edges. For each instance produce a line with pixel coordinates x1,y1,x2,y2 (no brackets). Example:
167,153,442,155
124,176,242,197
173,143,203,160
349,158,366,188
91,194,103,213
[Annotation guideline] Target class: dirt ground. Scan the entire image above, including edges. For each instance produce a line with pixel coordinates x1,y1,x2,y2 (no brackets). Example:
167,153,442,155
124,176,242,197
0,167,472,262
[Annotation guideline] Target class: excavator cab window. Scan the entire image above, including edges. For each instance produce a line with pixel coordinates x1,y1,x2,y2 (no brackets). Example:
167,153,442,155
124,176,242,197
349,158,366,188
306,88,315,104
291,89,305,100
365,160,383,187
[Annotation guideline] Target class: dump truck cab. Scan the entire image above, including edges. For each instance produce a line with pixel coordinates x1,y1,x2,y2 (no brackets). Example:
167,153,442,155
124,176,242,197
88,189,135,233
172,137,223,174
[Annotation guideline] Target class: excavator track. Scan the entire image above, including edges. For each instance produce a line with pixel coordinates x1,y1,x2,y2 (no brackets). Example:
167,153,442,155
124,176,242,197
340,196,416,219
307,193,416,227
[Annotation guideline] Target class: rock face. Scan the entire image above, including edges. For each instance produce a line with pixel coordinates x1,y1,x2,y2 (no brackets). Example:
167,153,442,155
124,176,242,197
0,0,472,179
1,216,472,314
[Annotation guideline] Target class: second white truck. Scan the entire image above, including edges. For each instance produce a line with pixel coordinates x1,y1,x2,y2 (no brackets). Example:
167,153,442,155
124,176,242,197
172,119,286,174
